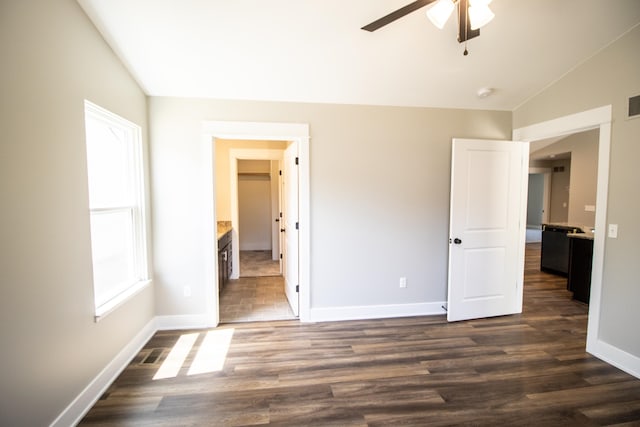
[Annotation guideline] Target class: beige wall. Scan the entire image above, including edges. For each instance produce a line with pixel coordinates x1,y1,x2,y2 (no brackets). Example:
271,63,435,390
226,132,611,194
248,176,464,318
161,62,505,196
546,159,572,224
514,25,640,358
0,0,154,425
532,130,599,228
150,97,511,315
215,139,286,220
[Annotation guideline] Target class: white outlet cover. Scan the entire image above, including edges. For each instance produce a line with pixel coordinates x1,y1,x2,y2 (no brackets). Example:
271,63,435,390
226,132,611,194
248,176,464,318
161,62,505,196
608,224,618,238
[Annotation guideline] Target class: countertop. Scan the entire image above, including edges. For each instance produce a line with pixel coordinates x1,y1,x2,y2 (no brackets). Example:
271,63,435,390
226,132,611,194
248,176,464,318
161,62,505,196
543,223,595,240
217,221,232,240
568,231,595,240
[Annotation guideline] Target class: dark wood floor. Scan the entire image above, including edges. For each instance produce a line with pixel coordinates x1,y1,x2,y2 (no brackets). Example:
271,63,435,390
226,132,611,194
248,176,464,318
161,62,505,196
80,244,640,426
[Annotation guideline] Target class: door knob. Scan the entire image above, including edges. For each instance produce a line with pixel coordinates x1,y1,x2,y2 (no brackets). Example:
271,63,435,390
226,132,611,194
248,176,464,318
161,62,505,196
280,228,286,233
453,238,462,244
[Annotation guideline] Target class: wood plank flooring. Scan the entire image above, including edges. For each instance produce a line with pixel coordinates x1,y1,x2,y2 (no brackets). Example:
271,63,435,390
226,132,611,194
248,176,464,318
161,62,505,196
80,244,640,426
219,276,296,323
240,251,281,277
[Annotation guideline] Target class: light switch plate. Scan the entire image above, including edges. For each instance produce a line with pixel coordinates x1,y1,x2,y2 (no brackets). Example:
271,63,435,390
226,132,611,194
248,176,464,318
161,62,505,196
608,224,618,238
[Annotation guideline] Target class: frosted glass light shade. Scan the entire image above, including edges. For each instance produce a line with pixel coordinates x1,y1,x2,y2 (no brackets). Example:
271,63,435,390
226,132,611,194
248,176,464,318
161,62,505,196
469,0,492,6
469,4,495,30
427,0,455,29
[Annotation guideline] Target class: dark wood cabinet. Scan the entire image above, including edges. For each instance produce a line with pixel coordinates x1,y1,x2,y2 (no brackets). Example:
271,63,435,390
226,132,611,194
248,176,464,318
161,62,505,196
568,235,593,304
541,224,583,276
218,231,232,293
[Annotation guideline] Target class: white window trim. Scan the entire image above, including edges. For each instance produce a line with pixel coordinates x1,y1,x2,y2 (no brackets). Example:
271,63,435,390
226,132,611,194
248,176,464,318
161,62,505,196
84,100,150,321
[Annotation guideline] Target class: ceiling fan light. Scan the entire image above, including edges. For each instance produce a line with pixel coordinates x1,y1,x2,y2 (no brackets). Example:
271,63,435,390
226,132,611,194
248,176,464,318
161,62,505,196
468,5,495,30
427,0,455,29
469,0,492,6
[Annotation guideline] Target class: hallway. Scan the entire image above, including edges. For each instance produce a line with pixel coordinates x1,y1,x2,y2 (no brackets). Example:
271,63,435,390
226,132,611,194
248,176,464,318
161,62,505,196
220,251,293,323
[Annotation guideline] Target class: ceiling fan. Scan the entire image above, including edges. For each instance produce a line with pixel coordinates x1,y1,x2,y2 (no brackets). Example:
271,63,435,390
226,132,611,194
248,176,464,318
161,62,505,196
361,0,495,55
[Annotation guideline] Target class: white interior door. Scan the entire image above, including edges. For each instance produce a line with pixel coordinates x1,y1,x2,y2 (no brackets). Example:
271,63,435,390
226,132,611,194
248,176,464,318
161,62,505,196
283,143,299,316
447,138,529,322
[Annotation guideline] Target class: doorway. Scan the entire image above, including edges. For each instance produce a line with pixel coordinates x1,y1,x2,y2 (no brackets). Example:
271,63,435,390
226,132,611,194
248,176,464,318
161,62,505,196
526,169,551,243
513,105,611,356
218,146,296,323
202,121,311,327
237,159,281,277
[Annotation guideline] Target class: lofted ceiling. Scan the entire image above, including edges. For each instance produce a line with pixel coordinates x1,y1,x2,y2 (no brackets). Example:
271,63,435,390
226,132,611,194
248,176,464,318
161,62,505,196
78,0,640,110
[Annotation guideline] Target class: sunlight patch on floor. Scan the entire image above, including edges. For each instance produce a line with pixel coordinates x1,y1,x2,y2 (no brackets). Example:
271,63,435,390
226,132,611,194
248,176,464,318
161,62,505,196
188,329,234,375
153,329,235,380
153,332,198,380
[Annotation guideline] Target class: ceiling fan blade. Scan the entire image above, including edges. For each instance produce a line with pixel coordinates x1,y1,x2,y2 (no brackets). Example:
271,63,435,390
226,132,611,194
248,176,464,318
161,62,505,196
361,0,437,32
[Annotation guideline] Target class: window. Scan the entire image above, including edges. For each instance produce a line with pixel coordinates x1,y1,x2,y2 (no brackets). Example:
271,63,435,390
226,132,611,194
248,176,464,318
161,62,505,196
84,101,149,318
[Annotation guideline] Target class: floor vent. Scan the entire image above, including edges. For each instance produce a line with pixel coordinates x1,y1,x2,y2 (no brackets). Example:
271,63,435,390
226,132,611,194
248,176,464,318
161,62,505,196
628,94,640,119
142,348,163,364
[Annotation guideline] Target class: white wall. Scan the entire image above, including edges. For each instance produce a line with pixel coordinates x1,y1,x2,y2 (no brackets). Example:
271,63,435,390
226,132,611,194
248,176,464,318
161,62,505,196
149,97,511,316
514,25,640,359
0,1,154,425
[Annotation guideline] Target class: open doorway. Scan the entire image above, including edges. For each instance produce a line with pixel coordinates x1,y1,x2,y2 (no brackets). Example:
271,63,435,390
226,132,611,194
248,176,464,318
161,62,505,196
237,159,281,277
526,130,598,300
202,121,309,327
513,106,611,357
213,140,300,323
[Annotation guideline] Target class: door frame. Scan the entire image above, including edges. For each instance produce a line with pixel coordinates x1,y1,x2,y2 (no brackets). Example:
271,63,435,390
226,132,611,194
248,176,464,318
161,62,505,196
202,121,311,326
229,148,285,279
513,105,611,355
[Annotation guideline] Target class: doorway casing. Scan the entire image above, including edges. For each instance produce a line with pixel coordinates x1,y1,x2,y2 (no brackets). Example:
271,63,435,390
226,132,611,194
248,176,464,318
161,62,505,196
513,105,613,365
202,121,310,326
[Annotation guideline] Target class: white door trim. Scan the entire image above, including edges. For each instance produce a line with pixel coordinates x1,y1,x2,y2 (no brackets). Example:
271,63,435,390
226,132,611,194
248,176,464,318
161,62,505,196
202,121,311,325
513,105,611,356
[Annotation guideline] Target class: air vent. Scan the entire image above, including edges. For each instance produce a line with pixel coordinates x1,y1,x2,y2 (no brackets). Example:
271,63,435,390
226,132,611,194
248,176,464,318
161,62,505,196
629,94,640,119
553,166,565,173
142,348,163,364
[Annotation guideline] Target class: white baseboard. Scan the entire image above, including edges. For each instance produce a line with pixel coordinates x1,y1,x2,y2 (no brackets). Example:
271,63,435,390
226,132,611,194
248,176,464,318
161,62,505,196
155,313,214,331
309,301,447,322
50,318,156,427
588,338,640,379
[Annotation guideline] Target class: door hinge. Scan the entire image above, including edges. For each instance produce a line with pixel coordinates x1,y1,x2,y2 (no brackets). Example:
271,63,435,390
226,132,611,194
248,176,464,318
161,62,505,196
280,253,283,259
279,170,282,176
296,285,299,292
295,222,299,230
279,212,283,218
295,157,299,165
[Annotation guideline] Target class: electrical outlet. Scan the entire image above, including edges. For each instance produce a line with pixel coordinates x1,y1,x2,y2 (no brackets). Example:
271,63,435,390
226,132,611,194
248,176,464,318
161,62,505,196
399,277,407,288
183,286,192,297
608,224,618,238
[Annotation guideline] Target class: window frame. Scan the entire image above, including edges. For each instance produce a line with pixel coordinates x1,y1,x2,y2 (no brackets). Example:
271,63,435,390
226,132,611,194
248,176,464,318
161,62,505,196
84,100,150,320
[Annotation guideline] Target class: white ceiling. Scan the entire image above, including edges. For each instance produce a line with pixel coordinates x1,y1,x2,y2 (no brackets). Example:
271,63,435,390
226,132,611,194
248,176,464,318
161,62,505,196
78,0,640,110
